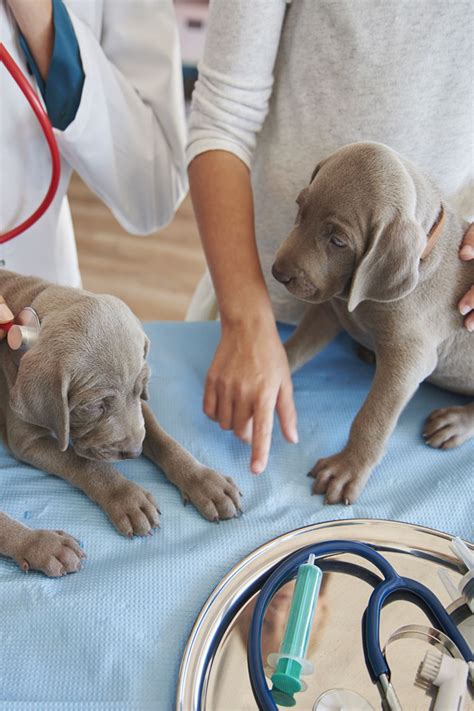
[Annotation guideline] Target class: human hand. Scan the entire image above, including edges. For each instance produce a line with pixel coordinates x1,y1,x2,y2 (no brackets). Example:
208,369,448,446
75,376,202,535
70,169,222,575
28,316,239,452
459,223,474,332
0,296,14,341
204,317,298,474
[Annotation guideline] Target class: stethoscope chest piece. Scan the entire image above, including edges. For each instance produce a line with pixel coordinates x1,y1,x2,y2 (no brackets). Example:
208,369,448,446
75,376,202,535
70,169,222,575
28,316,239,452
7,307,41,365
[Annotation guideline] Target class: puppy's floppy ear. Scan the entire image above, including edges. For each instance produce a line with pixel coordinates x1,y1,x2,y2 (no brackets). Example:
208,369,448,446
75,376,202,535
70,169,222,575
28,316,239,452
348,216,426,312
9,348,70,451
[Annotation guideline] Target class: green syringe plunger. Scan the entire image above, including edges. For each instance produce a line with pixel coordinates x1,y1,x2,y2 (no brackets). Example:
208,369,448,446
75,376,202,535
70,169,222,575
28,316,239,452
268,554,323,707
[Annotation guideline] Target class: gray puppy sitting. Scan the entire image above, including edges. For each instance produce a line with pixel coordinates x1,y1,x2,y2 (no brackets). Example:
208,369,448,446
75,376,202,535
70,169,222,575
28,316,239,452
272,142,473,505
0,271,241,576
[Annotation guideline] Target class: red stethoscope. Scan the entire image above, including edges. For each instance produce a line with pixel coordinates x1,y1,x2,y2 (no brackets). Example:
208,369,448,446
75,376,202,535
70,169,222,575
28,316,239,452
0,43,58,352
0,42,61,243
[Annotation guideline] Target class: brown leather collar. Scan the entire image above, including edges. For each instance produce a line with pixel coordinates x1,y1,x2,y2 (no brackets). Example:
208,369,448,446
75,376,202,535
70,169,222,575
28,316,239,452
420,204,445,261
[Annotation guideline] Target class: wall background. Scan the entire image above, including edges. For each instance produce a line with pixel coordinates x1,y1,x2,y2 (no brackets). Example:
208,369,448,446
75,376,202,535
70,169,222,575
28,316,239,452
71,178,205,322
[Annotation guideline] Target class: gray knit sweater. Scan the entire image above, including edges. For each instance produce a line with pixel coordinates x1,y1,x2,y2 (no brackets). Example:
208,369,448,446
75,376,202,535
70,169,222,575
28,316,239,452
187,0,473,324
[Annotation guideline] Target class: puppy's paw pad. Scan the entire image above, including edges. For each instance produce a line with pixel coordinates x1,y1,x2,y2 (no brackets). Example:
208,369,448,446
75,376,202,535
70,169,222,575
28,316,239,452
181,468,242,522
103,482,161,536
423,406,474,449
309,451,370,504
15,529,85,577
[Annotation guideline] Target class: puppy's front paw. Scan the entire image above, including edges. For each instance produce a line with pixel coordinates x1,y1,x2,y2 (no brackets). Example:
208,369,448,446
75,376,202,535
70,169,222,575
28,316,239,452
101,481,160,537
14,529,86,577
181,468,242,522
423,406,474,449
309,450,372,504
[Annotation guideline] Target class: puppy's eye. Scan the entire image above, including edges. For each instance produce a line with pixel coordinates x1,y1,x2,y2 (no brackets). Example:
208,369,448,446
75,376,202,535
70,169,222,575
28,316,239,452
329,234,347,248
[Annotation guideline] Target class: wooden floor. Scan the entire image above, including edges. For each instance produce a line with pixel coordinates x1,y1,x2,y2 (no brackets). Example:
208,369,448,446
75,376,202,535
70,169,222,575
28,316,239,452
69,173,205,321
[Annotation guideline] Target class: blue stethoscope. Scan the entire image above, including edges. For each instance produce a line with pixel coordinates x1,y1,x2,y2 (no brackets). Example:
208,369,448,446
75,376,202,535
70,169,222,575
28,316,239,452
244,541,473,710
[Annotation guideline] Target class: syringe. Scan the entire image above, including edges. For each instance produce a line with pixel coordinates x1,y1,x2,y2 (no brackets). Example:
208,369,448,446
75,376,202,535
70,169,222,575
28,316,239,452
268,554,323,706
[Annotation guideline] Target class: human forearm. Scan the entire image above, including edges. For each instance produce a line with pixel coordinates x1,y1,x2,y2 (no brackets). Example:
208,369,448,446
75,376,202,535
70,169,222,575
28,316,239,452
188,150,297,473
8,0,54,80
188,150,274,327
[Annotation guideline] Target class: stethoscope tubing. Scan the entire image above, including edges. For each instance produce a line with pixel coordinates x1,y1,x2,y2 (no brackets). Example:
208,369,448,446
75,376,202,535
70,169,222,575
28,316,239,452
247,540,473,711
364,573,473,682
0,42,61,243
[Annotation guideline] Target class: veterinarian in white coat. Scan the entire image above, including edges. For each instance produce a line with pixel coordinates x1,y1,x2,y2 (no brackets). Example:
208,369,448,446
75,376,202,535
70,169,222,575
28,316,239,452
0,0,187,286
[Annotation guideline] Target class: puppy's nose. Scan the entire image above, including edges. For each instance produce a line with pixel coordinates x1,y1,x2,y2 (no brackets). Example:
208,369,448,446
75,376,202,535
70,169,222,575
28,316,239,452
119,447,143,460
272,263,292,284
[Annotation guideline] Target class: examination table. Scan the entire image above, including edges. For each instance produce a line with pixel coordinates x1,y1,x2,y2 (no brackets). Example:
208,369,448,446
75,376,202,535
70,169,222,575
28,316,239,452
0,322,472,709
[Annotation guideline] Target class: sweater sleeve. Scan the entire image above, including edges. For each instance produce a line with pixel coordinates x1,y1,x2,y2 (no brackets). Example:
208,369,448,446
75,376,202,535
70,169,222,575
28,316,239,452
187,0,287,169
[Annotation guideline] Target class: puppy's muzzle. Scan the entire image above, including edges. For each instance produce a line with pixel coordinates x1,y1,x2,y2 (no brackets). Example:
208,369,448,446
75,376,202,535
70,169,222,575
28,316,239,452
271,263,294,284
272,259,320,301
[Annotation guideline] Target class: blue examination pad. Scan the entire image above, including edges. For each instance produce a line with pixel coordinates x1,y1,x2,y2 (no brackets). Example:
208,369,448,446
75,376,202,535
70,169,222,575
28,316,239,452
0,322,472,709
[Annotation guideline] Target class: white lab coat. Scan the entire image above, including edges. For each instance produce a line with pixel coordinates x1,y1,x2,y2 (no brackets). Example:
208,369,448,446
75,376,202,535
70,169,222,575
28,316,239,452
0,0,187,286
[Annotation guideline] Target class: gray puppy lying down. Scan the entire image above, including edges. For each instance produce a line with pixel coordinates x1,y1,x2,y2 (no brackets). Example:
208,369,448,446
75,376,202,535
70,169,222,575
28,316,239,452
272,142,474,505
0,271,241,576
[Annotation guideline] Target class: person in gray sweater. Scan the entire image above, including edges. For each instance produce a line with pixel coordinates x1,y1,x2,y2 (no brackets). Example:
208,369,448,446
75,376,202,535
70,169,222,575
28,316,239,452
186,0,474,475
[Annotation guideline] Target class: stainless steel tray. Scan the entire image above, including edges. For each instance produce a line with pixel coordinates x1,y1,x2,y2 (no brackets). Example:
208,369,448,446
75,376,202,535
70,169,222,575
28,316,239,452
177,519,473,710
